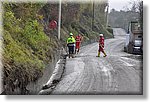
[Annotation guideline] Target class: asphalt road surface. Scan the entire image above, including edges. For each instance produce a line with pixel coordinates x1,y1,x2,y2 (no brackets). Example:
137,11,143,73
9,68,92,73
51,28,143,95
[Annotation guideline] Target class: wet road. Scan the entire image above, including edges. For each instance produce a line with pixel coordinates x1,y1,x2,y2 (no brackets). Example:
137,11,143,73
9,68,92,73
51,28,143,95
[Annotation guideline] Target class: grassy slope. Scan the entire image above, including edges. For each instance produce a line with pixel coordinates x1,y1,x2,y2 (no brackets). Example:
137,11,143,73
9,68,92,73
2,2,113,94
3,10,61,94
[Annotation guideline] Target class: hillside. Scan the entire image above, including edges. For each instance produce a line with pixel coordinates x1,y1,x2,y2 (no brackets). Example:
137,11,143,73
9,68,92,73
2,1,113,94
108,9,140,31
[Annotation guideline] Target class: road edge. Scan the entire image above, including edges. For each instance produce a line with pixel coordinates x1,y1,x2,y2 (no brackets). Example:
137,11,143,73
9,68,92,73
38,54,67,95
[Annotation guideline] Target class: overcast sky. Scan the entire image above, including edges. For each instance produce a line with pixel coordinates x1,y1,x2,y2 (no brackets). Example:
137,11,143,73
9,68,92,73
108,0,137,12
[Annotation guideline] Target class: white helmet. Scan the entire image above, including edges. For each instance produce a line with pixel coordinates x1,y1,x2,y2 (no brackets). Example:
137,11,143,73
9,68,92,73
99,34,103,37
70,33,73,36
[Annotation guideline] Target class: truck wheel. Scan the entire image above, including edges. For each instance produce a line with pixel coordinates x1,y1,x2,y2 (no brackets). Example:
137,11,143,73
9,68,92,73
124,47,127,52
128,43,133,54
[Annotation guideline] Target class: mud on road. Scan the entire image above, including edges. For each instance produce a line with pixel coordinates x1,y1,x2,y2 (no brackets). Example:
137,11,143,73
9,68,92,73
51,28,143,95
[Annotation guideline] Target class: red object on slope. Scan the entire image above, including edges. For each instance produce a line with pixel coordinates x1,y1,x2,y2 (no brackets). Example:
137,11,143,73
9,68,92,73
49,20,57,29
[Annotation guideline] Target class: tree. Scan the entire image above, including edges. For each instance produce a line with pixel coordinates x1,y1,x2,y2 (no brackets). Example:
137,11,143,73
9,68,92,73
138,1,143,30
108,0,143,31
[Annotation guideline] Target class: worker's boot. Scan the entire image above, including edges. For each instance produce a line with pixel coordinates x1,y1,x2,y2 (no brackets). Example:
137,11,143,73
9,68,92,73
72,54,75,58
96,52,100,57
103,51,107,57
77,49,79,54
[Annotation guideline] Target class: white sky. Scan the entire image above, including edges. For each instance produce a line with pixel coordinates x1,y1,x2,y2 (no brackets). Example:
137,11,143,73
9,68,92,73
108,0,138,12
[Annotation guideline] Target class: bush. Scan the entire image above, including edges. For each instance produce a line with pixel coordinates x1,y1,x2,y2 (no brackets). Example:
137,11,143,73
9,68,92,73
107,27,113,35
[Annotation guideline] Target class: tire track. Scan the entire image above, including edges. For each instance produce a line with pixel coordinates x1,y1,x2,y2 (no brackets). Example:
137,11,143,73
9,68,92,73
51,28,142,95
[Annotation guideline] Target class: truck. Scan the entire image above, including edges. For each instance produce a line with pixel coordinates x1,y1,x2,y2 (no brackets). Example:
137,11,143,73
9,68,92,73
124,21,143,54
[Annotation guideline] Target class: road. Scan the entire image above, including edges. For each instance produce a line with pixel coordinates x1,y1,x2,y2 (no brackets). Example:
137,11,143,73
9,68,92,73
51,28,143,95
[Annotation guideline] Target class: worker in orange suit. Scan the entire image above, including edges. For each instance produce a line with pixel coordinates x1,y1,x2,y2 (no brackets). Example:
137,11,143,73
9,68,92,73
75,34,82,54
97,34,107,57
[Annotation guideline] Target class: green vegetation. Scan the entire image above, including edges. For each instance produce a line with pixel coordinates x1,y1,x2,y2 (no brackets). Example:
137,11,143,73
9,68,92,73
41,3,113,44
107,26,113,36
3,3,60,94
2,1,113,94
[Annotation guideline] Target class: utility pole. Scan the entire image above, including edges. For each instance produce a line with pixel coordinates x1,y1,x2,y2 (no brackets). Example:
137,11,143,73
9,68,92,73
106,3,109,28
58,0,62,40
